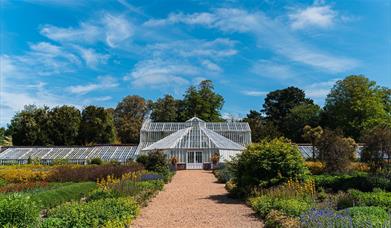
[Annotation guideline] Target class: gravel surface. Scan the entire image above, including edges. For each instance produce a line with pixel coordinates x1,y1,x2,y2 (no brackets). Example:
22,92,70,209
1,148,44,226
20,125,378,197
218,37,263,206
131,170,263,228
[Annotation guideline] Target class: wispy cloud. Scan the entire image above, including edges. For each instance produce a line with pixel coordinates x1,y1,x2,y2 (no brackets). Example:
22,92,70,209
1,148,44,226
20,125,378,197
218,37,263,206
75,46,110,68
241,90,268,96
145,8,358,73
252,60,297,80
67,76,119,95
304,78,338,100
40,14,133,48
288,4,337,30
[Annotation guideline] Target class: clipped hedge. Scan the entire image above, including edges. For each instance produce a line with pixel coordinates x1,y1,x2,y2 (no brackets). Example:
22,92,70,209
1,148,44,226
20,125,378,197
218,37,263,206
45,197,139,227
337,189,391,209
343,206,390,227
314,173,391,192
0,194,40,228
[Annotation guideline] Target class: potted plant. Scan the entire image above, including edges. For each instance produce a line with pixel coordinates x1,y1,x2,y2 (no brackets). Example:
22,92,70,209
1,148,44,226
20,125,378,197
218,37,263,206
211,152,220,169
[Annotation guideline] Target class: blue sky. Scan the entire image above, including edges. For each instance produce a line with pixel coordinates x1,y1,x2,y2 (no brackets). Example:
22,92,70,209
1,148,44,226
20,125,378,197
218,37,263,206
1,0,390,126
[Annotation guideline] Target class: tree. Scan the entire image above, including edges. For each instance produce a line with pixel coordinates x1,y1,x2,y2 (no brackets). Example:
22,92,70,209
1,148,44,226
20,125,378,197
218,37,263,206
8,105,51,146
317,129,357,173
243,110,282,142
151,95,179,122
49,105,81,145
284,103,321,142
114,95,148,144
361,123,391,171
302,125,323,160
79,106,116,145
322,75,390,140
0,128,12,146
180,80,224,121
262,87,313,135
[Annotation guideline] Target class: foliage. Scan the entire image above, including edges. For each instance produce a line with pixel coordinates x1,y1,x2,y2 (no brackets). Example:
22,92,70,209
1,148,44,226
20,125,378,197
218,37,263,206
284,103,321,142
29,182,97,209
0,168,49,183
213,165,234,183
343,206,390,227
48,105,81,146
79,106,116,145
300,209,353,228
337,189,391,209
313,173,391,192
242,111,282,142
302,125,323,160
151,94,179,122
0,194,40,228
46,197,139,228
262,87,313,137
361,123,391,171
136,151,171,181
265,210,300,228
48,163,143,182
114,95,148,144
179,80,224,121
322,75,391,140
317,129,357,173
230,138,308,194
89,157,103,165
0,179,6,188
254,179,316,201
0,127,12,146
250,195,312,217
305,161,325,175
211,152,220,165
0,181,48,193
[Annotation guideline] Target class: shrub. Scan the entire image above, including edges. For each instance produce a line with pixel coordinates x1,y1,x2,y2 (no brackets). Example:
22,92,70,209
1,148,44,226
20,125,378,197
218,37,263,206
0,194,40,227
314,173,391,192
48,163,143,182
89,157,103,165
0,179,6,187
213,165,234,183
305,161,325,175
342,206,390,227
46,197,139,227
0,168,49,183
0,181,48,193
86,189,119,202
338,189,391,209
300,209,353,227
230,138,308,194
317,130,357,173
30,182,97,209
136,151,172,182
265,210,300,228
250,195,312,217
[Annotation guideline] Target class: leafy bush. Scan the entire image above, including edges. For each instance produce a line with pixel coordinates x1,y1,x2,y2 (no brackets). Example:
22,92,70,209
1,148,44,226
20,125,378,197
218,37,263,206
89,157,103,165
265,210,300,228
337,189,391,209
0,168,49,183
0,194,40,227
343,206,390,227
30,182,97,209
0,179,6,187
250,195,312,217
136,151,173,182
213,165,234,183
317,130,357,173
86,188,119,202
48,163,143,182
46,197,139,227
300,209,354,227
314,173,391,192
305,161,325,175
230,138,308,194
0,181,48,193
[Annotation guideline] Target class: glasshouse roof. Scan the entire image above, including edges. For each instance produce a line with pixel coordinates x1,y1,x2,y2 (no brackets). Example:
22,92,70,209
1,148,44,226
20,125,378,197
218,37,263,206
142,124,245,151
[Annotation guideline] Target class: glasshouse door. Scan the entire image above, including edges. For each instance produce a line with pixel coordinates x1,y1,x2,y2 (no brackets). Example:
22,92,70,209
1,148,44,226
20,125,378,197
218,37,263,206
187,151,203,169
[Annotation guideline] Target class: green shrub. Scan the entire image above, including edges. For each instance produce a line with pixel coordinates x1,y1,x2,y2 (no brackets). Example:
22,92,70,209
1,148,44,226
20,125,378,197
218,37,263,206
30,182,97,209
338,189,391,209
342,206,391,227
0,179,6,187
314,173,391,192
46,197,139,227
89,157,103,165
136,151,173,182
0,194,40,227
230,138,308,194
86,189,119,202
265,210,300,228
250,195,311,217
213,165,234,183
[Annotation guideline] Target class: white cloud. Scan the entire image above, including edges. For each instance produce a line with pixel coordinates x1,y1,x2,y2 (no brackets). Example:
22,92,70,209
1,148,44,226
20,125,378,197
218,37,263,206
67,76,119,95
289,5,337,30
241,90,267,96
252,60,297,79
145,8,358,73
75,46,110,68
40,14,133,48
201,60,222,72
304,79,338,100
124,59,195,88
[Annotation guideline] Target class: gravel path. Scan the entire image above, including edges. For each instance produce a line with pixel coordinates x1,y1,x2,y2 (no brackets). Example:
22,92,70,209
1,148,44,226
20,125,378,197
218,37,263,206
131,170,263,228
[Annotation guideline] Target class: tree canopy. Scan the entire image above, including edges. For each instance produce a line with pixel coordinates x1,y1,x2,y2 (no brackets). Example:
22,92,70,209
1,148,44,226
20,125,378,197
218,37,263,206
150,95,179,122
48,105,81,146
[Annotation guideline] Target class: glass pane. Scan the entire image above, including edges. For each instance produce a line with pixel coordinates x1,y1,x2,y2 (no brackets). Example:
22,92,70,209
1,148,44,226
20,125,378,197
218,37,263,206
196,152,202,163
188,152,194,163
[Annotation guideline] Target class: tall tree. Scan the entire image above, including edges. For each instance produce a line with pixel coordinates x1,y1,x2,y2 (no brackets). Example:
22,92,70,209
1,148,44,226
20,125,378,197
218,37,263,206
322,75,391,140
0,127,12,146
114,95,148,143
79,106,116,145
180,80,224,121
284,103,321,142
262,86,313,136
49,105,81,146
8,105,51,146
302,125,323,160
151,95,179,122
243,110,282,142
